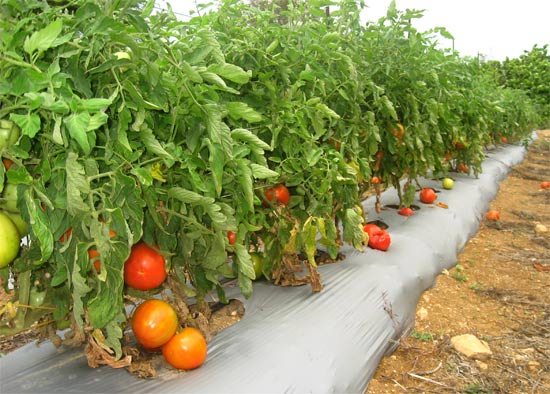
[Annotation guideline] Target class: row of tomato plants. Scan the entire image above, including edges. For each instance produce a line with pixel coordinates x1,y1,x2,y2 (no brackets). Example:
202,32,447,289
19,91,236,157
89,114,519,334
0,0,541,368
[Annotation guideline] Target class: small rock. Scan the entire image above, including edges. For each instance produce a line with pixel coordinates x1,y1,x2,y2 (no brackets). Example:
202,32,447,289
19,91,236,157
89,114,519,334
475,360,488,370
417,307,428,321
451,334,493,361
535,223,547,235
528,361,540,371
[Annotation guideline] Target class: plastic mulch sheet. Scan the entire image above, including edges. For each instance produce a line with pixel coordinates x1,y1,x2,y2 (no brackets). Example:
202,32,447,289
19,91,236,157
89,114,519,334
0,143,528,394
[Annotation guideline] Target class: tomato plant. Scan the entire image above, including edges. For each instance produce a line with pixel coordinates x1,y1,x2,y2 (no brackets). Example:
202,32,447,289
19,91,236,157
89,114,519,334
124,242,167,291
419,188,437,204
0,211,20,268
162,327,207,370
131,299,178,350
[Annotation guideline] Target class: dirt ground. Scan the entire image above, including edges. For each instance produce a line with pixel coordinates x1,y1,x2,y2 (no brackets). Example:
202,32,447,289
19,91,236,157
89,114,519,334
367,130,550,394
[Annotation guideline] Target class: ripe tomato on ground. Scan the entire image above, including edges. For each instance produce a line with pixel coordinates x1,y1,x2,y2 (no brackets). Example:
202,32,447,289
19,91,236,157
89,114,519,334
486,210,500,220
124,242,167,290
263,184,290,206
363,224,391,251
162,327,207,370
419,188,437,204
131,299,178,349
540,181,550,189
398,207,413,216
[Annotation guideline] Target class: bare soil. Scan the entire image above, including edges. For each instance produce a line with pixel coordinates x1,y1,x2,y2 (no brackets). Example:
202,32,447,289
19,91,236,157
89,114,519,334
367,130,550,394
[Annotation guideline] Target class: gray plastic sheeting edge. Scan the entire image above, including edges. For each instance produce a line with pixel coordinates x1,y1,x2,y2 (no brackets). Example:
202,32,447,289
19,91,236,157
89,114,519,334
0,143,528,394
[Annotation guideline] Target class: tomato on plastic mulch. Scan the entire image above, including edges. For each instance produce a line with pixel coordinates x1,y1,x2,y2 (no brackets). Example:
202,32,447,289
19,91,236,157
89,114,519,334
419,188,437,204
131,299,178,350
124,242,167,290
363,224,391,251
162,327,207,370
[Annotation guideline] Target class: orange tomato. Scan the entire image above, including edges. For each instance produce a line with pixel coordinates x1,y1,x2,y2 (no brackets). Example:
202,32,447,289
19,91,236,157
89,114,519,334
486,210,500,221
419,188,437,204
132,299,178,350
162,327,207,370
371,176,381,185
2,158,13,170
59,227,72,242
540,181,550,189
389,122,405,139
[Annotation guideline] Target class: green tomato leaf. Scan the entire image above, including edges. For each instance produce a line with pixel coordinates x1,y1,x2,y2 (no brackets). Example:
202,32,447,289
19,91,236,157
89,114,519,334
208,63,251,84
9,113,40,138
250,163,278,179
24,19,63,55
65,152,90,216
226,102,263,123
64,112,92,154
236,158,254,212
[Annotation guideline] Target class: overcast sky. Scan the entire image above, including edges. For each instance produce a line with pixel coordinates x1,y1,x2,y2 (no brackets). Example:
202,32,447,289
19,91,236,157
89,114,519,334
157,0,550,61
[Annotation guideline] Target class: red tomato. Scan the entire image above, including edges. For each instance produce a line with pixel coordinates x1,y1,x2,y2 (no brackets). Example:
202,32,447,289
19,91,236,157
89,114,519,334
363,223,381,238
264,184,290,206
59,227,72,242
389,122,405,139
88,248,101,271
2,158,13,170
162,327,207,370
540,181,550,189
398,207,413,216
227,230,236,245
369,230,391,251
363,224,391,251
486,210,500,221
457,163,469,173
419,188,437,204
124,242,167,290
371,176,381,185
131,299,178,349
500,136,508,143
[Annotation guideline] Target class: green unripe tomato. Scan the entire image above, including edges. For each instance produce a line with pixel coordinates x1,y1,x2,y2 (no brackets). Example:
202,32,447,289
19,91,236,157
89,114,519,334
442,178,454,190
0,183,19,212
0,211,20,268
0,120,21,149
2,211,27,237
250,252,264,280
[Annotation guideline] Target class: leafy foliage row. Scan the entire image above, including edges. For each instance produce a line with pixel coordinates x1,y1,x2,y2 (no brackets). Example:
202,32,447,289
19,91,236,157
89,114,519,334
0,0,540,361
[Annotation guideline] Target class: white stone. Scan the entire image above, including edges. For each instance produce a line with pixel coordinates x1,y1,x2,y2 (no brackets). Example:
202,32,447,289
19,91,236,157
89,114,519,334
450,334,492,361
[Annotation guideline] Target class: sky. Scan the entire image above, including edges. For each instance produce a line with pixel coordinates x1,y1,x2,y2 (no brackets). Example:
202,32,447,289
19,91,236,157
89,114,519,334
157,0,550,61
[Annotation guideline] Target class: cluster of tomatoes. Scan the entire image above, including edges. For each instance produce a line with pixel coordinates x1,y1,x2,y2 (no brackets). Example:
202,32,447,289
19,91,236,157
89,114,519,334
0,120,23,269
131,299,207,370
119,243,208,370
